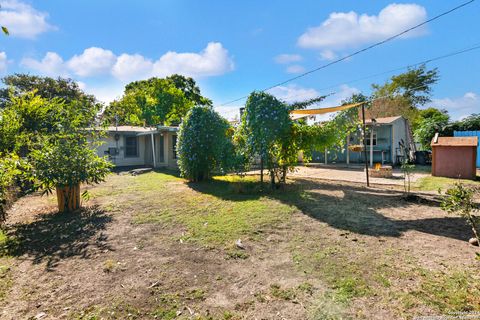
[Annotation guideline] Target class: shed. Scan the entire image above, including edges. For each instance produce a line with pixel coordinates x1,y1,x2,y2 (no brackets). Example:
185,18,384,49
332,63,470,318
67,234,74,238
431,136,478,180
454,131,480,168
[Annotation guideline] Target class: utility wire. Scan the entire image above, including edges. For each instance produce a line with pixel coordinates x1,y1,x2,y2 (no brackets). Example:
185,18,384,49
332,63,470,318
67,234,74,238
219,0,476,106
283,42,480,105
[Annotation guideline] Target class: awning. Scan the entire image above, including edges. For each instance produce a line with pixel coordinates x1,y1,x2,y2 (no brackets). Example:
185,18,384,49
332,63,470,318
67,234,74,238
290,102,365,119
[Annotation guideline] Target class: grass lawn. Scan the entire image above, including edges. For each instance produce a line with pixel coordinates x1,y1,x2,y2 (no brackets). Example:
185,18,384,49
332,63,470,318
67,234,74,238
0,170,479,319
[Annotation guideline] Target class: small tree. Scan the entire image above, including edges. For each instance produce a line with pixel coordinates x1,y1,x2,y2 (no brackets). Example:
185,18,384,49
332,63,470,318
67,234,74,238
441,183,480,246
401,161,415,197
31,134,112,212
238,92,291,188
177,106,235,182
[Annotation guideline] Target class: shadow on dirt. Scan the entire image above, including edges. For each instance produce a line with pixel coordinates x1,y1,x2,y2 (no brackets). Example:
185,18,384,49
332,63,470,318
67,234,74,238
2,205,112,271
188,176,471,242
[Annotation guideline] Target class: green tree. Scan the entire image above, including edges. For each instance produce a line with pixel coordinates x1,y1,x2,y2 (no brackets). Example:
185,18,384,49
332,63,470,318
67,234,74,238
177,106,235,181
369,65,439,125
414,108,450,150
103,75,210,126
0,74,100,119
0,91,96,155
31,134,112,212
237,92,291,186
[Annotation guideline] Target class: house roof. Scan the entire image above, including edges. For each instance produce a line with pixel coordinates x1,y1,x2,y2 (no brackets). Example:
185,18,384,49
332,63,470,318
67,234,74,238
431,136,478,147
365,116,403,125
104,126,156,133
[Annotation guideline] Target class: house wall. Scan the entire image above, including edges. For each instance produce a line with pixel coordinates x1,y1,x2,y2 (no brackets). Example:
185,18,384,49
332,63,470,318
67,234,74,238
391,118,407,165
311,124,395,165
432,146,477,180
96,132,147,167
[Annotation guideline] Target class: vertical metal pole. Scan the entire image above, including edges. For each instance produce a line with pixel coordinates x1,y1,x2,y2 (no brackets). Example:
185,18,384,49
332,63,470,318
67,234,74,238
346,134,350,166
324,148,328,165
370,128,374,167
362,104,370,187
151,133,156,168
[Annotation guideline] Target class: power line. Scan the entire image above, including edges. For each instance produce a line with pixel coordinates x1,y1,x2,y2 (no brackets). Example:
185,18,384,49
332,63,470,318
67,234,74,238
219,0,476,106
283,42,480,105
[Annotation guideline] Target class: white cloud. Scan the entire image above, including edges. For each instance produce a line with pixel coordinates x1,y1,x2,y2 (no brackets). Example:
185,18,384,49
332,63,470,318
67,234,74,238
429,92,479,120
0,0,55,38
67,47,117,77
112,53,154,81
320,49,337,61
22,42,234,81
297,3,427,51
0,52,7,73
21,51,67,76
274,54,302,64
152,42,234,78
269,84,320,103
285,65,305,74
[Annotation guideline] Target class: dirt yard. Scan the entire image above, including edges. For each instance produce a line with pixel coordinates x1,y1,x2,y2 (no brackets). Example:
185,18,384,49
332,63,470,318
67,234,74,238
0,171,479,320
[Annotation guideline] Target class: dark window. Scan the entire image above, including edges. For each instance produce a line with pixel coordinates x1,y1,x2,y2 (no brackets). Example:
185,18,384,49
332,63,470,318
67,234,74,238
172,135,177,159
125,136,138,157
365,131,377,146
159,135,165,162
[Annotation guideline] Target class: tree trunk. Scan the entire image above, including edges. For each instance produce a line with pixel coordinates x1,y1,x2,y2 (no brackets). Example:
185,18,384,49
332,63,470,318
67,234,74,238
56,184,81,213
270,170,275,190
281,165,287,183
260,158,264,184
467,213,480,245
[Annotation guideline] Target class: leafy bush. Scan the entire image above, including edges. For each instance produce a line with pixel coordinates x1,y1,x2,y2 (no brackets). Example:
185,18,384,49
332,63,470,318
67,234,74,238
441,183,480,245
31,134,112,211
177,106,237,181
0,154,30,222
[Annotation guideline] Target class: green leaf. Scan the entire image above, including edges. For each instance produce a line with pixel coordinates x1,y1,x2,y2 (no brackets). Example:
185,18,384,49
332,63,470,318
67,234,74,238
2,26,9,35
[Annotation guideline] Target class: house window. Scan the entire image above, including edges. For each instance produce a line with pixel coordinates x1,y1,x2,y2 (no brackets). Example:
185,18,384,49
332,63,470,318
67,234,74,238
365,130,377,146
172,135,177,159
125,136,139,157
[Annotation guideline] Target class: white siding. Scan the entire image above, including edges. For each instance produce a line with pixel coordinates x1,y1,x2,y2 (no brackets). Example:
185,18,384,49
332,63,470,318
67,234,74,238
95,133,147,167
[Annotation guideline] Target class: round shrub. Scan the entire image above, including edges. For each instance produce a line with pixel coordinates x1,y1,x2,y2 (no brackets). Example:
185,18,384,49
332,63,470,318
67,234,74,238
177,106,234,181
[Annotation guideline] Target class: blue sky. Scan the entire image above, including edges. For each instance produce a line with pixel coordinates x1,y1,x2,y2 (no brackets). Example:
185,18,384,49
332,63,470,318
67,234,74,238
0,0,478,120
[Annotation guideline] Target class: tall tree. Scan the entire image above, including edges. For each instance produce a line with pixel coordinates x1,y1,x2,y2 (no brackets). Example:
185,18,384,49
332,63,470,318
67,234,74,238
0,74,99,116
369,65,439,125
103,75,211,126
414,107,450,150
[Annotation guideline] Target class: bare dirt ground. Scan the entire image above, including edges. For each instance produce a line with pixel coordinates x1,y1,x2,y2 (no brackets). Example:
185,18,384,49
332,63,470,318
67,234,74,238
0,171,479,320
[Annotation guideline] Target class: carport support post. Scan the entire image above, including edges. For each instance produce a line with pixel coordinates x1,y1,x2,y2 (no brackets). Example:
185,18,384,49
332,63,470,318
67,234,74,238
361,104,370,187
151,133,156,168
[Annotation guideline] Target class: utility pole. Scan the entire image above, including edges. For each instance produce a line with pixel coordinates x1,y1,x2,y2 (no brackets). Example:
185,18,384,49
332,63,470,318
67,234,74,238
361,104,370,187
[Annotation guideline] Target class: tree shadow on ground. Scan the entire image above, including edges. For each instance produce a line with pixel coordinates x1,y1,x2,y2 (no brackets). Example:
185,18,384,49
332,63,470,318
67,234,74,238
188,177,471,242
3,205,112,271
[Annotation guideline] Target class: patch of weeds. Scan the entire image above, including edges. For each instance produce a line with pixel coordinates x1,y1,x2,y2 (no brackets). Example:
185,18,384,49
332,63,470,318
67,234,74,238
186,288,206,301
234,300,255,312
74,303,142,320
151,293,179,320
270,283,296,301
103,259,116,273
222,311,236,319
332,276,369,303
411,269,480,312
0,263,13,301
254,291,266,303
225,249,249,260
297,282,314,295
308,291,346,320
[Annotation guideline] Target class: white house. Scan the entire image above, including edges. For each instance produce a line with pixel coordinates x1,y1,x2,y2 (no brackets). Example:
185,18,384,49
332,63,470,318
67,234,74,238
94,126,179,169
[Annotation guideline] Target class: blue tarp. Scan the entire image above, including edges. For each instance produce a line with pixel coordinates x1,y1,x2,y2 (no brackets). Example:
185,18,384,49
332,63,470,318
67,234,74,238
454,131,480,168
